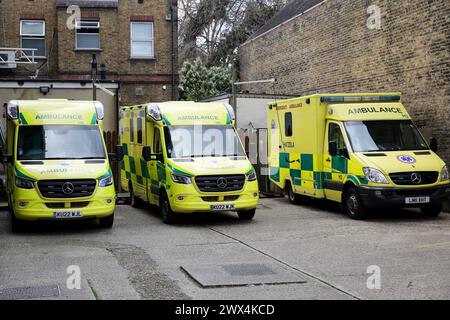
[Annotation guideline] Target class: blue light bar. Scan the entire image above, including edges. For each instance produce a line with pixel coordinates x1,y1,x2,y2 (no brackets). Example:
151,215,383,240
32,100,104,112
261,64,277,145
320,95,401,103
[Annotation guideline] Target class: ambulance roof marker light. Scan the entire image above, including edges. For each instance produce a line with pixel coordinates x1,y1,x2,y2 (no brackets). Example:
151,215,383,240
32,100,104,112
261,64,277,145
6,101,19,120
94,101,104,120
147,103,162,121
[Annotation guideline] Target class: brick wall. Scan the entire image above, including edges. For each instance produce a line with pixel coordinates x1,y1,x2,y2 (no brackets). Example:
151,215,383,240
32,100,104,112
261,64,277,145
240,0,450,164
0,0,178,103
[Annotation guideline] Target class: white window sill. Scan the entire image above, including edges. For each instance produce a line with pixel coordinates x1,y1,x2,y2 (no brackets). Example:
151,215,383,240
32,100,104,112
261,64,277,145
21,56,47,60
74,48,103,52
130,56,155,60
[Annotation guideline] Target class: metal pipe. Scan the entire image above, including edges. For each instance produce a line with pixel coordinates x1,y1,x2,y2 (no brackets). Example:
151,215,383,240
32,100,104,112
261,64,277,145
234,78,276,86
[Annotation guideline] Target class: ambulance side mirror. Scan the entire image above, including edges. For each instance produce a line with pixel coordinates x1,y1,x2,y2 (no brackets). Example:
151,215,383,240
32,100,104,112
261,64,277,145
430,137,438,153
329,141,338,157
142,146,152,162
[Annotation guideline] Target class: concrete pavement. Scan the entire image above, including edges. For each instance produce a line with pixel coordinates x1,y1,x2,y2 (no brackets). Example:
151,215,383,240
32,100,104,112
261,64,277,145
1,197,449,300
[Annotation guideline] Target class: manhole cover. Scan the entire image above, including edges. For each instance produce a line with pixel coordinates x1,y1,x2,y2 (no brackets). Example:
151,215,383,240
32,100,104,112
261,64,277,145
181,262,306,288
221,263,276,276
0,285,60,300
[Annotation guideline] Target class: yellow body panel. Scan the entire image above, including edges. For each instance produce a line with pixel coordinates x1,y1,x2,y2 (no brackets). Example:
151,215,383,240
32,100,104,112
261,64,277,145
267,93,449,208
5,99,115,221
119,101,258,214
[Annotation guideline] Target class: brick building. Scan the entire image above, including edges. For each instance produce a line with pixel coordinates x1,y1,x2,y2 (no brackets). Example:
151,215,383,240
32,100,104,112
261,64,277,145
240,0,450,165
0,0,178,133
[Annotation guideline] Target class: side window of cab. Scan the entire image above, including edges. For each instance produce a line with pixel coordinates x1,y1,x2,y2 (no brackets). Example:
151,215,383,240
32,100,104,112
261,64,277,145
153,127,162,154
329,123,348,157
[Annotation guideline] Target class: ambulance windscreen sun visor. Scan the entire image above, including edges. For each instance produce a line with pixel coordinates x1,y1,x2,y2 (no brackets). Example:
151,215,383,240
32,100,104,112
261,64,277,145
17,125,106,160
344,120,429,153
164,125,246,158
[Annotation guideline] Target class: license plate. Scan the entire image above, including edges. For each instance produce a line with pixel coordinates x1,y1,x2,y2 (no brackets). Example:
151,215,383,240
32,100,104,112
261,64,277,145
405,197,430,204
210,204,235,211
54,211,83,219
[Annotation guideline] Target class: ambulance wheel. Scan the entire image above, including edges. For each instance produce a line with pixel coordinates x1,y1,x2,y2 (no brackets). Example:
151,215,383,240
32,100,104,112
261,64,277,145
344,187,367,220
287,182,302,204
160,192,177,224
420,204,442,218
99,213,114,228
237,209,256,221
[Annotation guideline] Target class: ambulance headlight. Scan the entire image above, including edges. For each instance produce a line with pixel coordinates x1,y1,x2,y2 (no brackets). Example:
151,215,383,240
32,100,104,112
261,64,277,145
223,102,235,121
98,173,113,187
94,101,104,120
147,103,162,121
246,170,257,182
7,101,19,120
441,166,449,182
15,177,34,189
363,168,389,184
170,173,192,184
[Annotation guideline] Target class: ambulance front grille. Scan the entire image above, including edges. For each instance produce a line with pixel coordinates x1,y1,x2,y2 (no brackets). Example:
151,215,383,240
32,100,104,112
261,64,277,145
389,172,439,186
38,179,97,198
195,175,245,192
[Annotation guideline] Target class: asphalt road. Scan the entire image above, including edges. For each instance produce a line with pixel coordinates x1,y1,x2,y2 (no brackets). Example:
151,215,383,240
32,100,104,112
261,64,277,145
1,197,450,300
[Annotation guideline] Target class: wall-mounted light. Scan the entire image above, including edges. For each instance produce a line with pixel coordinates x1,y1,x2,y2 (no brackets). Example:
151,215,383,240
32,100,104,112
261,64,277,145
39,86,50,95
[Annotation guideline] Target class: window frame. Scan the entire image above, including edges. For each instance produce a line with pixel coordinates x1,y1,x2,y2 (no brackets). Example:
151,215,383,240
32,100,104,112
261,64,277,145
20,20,46,58
75,20,101,50
130,21,154,59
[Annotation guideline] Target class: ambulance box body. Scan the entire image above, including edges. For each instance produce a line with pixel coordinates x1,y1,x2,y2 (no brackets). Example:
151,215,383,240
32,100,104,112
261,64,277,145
267,93,449,219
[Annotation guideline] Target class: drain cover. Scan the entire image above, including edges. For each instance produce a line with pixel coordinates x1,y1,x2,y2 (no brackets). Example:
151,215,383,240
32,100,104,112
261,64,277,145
181,262,306,288
0,285,60,300
222,263,276,276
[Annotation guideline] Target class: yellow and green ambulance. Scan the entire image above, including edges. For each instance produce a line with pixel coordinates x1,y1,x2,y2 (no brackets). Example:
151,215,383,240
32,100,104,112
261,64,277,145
119,101,259,224
1,99,118,231
267,93,450,219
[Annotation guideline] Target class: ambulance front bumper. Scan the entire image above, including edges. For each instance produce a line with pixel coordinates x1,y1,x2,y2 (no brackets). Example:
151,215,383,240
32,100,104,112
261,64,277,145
12,185,116,221
358,184,450,209
168,181,259,214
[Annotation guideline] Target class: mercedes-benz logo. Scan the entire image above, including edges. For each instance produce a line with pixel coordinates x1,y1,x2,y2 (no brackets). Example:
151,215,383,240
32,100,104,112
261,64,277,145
62,182,75,195
217,177,228,189
411,173,422,185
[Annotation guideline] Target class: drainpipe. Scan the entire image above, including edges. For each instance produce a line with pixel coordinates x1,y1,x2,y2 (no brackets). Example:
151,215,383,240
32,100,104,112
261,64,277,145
170,1,176,100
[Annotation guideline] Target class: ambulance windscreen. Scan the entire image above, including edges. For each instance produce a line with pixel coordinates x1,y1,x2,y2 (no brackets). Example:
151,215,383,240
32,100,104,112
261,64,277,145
17,125,106,160
344,120,429,153
164,125,246,159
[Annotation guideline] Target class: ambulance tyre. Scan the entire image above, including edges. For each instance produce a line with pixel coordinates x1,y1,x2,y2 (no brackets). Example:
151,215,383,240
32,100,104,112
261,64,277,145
160,191,177,224
286,181,302,204
420,204,442,218
99,213,114,228
237,208,256,221
344,187,367,220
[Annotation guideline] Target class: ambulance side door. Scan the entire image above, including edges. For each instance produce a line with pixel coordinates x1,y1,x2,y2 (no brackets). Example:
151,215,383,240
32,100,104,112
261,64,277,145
323,122,350,202
147,125,165,205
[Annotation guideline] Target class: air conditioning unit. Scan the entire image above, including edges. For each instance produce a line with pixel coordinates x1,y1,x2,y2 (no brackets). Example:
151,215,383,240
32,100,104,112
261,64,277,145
0,50,17,69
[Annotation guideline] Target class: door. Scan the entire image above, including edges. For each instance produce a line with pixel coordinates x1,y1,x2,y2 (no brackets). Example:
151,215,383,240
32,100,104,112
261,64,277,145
323,122,349,202
148,125,164,205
